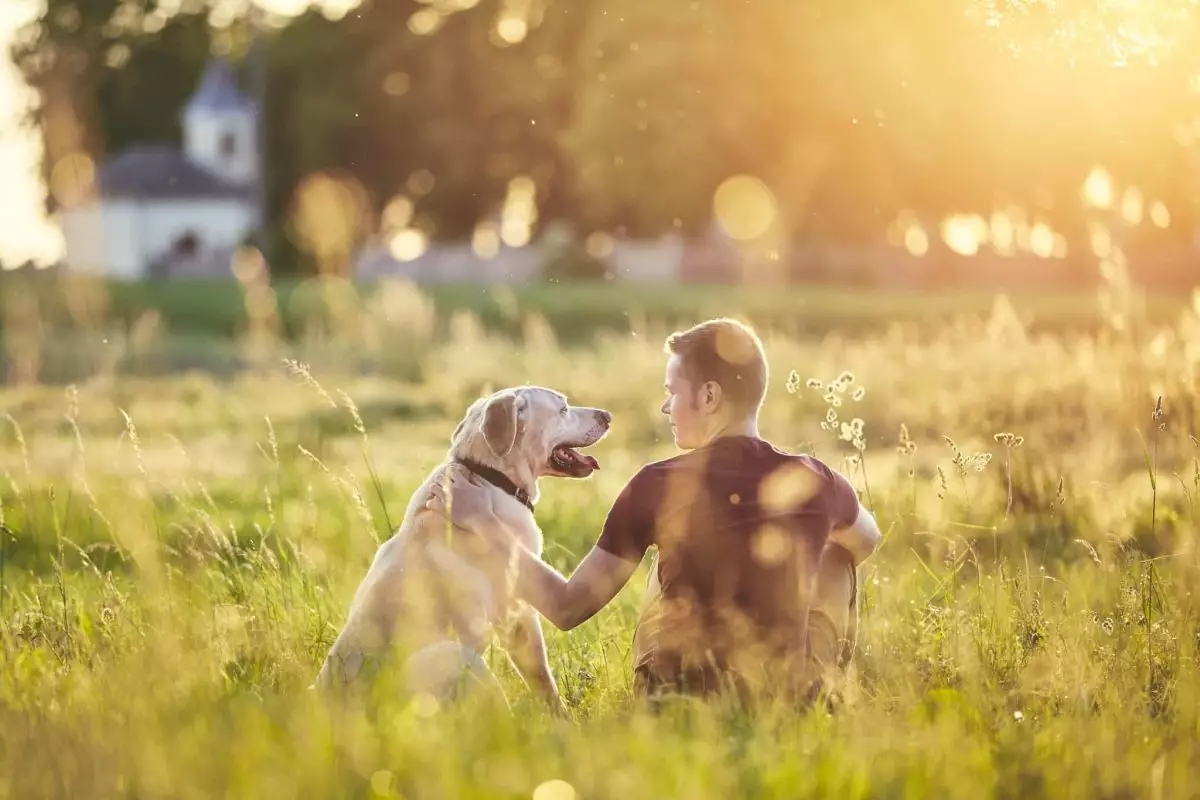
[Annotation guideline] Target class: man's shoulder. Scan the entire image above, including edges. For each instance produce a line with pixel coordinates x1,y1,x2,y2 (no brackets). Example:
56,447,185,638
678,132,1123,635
623,451,693,486
779,449,837,476
620,438,842,488
732,437,836,477
747,444,851,504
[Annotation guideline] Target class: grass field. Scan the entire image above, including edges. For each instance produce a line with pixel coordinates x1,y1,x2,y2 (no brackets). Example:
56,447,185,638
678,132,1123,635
2,276,1199,798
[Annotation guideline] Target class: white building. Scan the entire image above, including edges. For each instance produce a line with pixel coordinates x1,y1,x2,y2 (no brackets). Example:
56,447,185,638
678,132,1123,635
61,58,261,280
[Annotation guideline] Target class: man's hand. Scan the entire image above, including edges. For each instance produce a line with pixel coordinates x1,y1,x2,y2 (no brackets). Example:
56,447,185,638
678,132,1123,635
425,466,503,538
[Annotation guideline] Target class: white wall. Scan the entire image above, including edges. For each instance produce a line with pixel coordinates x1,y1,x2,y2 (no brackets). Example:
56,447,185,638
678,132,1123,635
183,109,259,187
62,198,256,279
354,235,686,284
136,199,257,269
355,242,543,283
61,200,141,280
610,235,683,282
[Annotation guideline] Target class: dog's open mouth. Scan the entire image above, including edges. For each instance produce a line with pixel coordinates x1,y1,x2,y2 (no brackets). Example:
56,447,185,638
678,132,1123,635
549,443,600,477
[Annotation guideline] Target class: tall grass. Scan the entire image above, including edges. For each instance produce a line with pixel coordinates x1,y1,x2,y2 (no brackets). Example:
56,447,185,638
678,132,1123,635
1,281,1199,798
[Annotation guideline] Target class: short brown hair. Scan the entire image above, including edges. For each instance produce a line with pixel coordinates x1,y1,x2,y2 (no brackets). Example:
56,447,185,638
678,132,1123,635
665,318,768,413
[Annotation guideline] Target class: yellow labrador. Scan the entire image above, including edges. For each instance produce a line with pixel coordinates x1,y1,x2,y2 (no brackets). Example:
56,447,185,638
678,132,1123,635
314,386,611,711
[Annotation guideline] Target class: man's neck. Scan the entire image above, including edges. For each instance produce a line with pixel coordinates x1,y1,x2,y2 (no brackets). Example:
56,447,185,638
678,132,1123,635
700,415,760,448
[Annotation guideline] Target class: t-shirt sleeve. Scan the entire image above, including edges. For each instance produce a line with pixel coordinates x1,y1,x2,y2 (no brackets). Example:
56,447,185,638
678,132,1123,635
595,469,655,563
825,466,862,530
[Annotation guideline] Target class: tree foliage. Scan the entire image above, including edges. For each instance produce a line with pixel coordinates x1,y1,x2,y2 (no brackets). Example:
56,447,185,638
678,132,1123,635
11,0,1200,276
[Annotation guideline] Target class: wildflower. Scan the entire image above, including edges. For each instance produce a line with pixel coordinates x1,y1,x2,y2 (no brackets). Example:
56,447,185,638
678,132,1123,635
852,387,866,401
65,384,79,421
338,390,367,436
1074,538,1102,565
786,370,801,394
837,371,856,386
806,378,823,391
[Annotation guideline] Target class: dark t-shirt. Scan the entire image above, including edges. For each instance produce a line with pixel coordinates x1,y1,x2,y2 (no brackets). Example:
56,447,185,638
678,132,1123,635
597,435,860,677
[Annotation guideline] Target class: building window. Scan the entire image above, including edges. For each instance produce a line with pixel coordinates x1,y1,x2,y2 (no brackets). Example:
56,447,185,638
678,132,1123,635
220,132,236,158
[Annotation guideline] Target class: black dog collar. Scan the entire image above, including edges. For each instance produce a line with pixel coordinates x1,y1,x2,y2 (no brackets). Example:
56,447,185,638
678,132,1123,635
453,458,534,513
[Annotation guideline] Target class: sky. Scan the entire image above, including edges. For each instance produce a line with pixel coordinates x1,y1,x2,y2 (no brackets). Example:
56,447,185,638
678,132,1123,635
0,0,360,268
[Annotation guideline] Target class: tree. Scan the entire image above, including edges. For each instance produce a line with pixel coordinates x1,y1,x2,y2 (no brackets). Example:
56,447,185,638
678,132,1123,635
10,0,212,217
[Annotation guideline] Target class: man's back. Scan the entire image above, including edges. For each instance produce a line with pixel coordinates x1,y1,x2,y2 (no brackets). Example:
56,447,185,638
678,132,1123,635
596,435,860,694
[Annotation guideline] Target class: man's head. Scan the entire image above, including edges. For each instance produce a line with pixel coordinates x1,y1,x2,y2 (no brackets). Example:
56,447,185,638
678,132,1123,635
660,318,768,450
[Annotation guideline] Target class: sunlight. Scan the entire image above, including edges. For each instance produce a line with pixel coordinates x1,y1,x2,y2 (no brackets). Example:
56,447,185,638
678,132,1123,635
495,13,528,45
1082,166,1115,210
471,220,501,259
713,175,777,241
940,214,986,257
1029,222,1055,258
388,228,429,262
48,153,95,208
1120,187,1144,225
989,211,1015,256
904,225,930,257
500,176,537,248
382,196,415,232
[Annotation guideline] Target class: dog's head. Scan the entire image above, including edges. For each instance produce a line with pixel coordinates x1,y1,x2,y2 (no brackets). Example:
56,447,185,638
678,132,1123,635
450,386,612,486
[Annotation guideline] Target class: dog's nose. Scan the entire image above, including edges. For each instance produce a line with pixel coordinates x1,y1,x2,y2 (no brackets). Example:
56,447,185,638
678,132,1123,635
596,409,613,427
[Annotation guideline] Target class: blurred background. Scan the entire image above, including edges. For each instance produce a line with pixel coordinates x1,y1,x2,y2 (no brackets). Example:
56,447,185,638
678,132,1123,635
1,0,1199,381
9,6,1200,795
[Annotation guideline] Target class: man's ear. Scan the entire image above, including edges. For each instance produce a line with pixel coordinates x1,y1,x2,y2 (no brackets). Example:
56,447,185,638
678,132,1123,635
483,392,524,457
700,381,722,414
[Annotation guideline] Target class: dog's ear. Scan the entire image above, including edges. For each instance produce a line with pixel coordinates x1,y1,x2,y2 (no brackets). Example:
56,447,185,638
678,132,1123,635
482,392,523,458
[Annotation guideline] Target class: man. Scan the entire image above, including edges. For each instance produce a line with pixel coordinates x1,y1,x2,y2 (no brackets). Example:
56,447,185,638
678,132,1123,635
427,318,882,705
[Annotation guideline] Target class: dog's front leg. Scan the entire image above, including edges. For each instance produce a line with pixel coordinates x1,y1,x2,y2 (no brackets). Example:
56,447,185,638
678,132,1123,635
504,607,568,716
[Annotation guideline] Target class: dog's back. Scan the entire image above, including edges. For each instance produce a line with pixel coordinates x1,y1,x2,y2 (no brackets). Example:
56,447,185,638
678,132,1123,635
315,464,529,693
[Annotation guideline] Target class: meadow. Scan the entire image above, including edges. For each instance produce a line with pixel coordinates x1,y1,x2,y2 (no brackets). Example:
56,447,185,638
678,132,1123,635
1,275,1199,798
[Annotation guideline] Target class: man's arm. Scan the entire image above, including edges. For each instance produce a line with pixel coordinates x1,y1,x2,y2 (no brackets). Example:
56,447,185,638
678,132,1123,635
826,501,882,566
425,468,646,631
501,535,640,631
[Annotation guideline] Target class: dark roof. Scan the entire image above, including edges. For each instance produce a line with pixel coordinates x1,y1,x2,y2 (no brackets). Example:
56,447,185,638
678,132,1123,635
185,58,255,114
96,144,249,200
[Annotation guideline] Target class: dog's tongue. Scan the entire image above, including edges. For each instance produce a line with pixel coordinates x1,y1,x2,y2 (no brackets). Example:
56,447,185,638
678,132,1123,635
580,453,600,471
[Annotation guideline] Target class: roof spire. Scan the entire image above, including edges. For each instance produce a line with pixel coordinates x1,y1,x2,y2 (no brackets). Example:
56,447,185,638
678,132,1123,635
185,57,255,114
